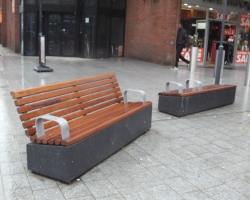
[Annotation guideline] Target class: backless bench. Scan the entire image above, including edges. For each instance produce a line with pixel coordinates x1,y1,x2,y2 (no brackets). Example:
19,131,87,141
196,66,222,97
158,79,236,117
10,73,152,183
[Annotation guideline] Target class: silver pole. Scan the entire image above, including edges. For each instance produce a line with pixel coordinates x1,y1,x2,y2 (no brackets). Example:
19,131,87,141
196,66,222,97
215,0,227,84
244,55,250,87
189,47,198,72
214,50,225,78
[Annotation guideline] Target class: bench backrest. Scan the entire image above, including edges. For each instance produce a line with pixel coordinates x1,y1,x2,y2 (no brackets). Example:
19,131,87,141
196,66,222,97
10,73,123,137
158,84,237,97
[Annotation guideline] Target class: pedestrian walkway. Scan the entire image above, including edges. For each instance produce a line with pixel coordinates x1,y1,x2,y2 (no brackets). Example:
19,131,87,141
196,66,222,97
0,45,250,200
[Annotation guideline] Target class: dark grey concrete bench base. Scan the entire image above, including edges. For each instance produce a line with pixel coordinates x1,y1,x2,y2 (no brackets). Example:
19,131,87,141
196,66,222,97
158,88,236,117
27,106,152,183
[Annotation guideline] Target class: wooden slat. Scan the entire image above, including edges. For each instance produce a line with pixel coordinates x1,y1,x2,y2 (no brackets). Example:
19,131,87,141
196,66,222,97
18,83,119,113
14,78,118,106
10,73,115,99
20,87,121,121
159,85,236,97
24,96,124,136
23,92,123,130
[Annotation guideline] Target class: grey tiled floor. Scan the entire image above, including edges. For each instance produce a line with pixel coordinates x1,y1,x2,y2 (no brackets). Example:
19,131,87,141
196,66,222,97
1,45,250,199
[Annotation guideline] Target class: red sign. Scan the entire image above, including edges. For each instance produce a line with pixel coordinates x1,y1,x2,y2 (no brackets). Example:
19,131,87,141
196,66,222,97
224,29,236,36
240,13,250,27
179,48,204,63
235,51,250,64
214,13,232,21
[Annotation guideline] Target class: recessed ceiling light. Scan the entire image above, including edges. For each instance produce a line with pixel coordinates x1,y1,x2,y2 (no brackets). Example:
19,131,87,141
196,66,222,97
188,5,192,8
196,5,199,7
209,8,213,10
184,3,188,6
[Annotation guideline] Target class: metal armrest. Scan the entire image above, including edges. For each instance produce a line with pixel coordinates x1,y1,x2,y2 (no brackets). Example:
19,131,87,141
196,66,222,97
123,89,146,104
166,81,183,94
186,79,202,90
35,114,70,140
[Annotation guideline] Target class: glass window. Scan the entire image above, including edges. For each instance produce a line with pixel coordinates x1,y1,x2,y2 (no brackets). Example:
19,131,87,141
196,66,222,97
25,13,36,56
26,0,36,4
209,11,239,22
48,14,61,55
112,0,126,9
83,14,95,58
41,0,76,4
97,15,109,58
85,0,95,6
63,14,76,56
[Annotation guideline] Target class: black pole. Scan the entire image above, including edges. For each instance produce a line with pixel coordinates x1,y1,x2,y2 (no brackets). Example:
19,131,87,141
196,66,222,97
215,0,227,84
34,0,53,72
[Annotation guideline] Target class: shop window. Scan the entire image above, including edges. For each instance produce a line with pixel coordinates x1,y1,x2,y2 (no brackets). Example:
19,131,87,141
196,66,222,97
111,17,124,56
209,11,239,23
83,14,95,58
96,15,109,58
235,13,250,65
25,13,36,56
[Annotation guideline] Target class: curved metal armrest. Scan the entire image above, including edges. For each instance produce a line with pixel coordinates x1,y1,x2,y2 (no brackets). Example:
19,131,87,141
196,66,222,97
166,81,183,94
35,114,70,140
123,89,146,104
186,79,202,90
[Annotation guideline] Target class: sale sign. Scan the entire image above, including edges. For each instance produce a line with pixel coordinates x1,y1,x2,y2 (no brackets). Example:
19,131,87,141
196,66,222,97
224,29,236,36
240,13,250,27
235,51,250,64
214,13,232,21
179,48,204,63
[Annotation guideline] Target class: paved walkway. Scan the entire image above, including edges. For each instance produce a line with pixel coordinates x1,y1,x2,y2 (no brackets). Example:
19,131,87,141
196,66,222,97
0,45,250,200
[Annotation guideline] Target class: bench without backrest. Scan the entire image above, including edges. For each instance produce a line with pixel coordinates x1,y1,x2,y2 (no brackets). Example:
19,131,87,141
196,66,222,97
158,80,236,117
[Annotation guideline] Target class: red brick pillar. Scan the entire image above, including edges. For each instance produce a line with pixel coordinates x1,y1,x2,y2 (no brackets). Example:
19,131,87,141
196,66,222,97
124,0,182,66
1,0,7,47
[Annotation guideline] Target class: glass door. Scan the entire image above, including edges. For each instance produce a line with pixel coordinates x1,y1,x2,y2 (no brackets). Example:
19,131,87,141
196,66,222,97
47,13,76,56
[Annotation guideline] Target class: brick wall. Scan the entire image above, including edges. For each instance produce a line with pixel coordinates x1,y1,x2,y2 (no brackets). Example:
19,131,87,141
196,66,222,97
125,0,181,65
2,0,20,52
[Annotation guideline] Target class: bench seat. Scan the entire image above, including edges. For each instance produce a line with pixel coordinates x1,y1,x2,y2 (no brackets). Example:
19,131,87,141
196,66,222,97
158,81,236,117
31,102,151,146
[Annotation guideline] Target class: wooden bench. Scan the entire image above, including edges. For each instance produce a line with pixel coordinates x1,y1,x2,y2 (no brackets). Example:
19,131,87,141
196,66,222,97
10,73,152,183
158,79,236,117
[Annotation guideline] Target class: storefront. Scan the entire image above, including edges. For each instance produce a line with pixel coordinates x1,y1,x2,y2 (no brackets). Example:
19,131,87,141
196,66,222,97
180,0,250,67
20,0,126,59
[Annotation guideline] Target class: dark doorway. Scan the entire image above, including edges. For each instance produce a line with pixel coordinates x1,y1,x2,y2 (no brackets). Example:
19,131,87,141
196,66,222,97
46,13,77,56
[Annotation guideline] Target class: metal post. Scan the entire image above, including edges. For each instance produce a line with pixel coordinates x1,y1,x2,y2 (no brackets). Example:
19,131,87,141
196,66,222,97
34,0,53,72
189,46,198,72
214,50,225,78
215,0,227,84
245,55,250,87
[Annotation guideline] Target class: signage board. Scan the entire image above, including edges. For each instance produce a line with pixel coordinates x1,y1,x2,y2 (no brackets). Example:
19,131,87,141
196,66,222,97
40,36,45,65
179,48,204,63
240,13,250,27
235,51,250,64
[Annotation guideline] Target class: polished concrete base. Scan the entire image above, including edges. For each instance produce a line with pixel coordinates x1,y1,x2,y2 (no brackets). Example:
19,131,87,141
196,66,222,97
27,106,152,183
158,88,236,117
34,65,53,72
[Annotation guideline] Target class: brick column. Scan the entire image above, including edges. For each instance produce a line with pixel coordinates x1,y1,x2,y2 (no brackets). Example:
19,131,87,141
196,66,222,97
1,0,7,47
124,0,182,66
